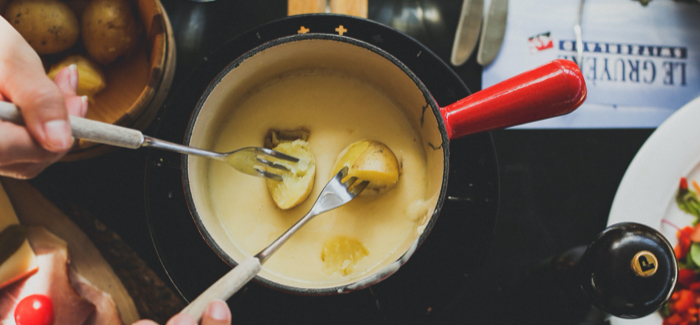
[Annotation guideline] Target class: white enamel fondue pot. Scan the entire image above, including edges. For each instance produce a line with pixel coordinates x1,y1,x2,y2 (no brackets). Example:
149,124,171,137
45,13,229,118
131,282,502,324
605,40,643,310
182,34,586,297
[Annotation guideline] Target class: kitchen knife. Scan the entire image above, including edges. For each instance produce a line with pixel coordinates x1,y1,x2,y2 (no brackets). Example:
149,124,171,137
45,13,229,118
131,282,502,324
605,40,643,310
450,0,484,67
476,0,508,66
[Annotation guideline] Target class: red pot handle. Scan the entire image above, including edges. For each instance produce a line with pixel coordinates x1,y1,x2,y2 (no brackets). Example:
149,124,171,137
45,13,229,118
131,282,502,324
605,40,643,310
440,59,587,140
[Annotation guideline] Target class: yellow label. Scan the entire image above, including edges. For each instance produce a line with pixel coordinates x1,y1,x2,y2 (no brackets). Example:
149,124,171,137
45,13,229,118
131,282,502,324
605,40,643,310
631,250,658,277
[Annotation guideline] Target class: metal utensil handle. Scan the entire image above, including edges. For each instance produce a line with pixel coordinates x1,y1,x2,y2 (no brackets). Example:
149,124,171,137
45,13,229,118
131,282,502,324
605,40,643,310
181,256,262,321
255,209,317,263
0,100,145,149
575,0,585,65
142,137,225,160
450,0,484,66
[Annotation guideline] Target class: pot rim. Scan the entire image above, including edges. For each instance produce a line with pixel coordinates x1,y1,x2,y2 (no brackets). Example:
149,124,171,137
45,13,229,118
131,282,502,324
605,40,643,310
182,33,451,295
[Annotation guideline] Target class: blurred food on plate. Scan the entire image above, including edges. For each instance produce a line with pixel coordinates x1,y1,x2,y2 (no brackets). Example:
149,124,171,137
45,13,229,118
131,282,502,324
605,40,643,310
0,183,124,325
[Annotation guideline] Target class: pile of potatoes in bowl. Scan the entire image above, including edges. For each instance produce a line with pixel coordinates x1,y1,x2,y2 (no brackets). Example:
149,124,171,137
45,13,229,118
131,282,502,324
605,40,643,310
0,0,142,98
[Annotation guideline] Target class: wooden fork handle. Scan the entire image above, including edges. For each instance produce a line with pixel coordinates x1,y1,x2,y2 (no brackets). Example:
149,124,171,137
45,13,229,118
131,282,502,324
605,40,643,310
0,100,144,149
181,256,262,321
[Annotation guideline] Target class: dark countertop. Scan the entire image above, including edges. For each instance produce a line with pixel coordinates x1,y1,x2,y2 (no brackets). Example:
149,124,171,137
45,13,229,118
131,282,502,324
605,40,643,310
27,1,658,324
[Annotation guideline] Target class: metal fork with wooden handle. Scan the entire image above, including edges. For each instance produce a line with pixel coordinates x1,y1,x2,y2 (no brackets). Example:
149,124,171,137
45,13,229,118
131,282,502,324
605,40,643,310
181,167,369,321
0,101,298,181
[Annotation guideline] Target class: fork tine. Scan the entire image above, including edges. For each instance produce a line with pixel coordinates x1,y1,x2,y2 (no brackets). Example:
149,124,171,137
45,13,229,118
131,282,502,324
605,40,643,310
339,166,349,176
343,176,358,188
254,167,284,182
253,147,300,162
350,181,370,196
256,157,291,172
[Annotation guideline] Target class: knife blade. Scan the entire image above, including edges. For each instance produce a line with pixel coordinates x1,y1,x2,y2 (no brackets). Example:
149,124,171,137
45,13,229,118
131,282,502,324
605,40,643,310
476,0,508,66
450,0,484,67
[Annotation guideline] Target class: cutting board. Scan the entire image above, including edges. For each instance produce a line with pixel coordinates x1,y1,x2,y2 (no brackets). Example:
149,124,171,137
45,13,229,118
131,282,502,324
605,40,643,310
288,0,368,17
0,178,140,325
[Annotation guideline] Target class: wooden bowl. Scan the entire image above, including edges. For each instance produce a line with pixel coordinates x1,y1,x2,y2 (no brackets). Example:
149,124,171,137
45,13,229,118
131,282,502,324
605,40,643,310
63,0,176,160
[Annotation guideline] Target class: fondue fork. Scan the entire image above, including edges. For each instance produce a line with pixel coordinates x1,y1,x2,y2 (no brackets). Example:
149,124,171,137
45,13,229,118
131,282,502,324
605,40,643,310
181,167,369,321
0,101,298,181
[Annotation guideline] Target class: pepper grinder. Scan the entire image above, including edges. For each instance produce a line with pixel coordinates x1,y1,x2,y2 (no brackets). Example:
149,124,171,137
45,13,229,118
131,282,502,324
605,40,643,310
554,222,678,324
577,222,678,320
515,222,678,324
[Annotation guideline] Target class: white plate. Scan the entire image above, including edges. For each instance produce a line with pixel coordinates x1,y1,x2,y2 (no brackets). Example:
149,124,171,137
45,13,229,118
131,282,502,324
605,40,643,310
607,96,700,324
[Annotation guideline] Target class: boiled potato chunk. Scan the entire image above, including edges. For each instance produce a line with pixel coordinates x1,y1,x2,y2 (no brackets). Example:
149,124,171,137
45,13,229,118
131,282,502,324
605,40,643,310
82,0,139,64
47,55,106,99
266,140,316,210
321,236,369,276
332,140,400,194
5,0,79,54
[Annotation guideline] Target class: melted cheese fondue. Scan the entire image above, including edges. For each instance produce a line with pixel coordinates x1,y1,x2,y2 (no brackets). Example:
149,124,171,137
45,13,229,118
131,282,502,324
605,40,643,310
207,69,430,285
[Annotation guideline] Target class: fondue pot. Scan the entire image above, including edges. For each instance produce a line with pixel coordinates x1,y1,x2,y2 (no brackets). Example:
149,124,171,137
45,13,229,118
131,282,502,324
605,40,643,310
182,32,586,295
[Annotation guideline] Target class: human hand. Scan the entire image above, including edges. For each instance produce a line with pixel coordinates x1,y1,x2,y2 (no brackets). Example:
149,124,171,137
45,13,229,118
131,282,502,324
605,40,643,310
133,300,232,325
0,16,87,179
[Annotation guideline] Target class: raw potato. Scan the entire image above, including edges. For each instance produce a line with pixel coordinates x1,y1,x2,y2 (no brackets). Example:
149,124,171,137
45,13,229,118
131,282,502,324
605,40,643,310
266,140,316,210
332,140,400,195
47,55,107,99
82,0,139,65
4,0,79,55
64,0,90,18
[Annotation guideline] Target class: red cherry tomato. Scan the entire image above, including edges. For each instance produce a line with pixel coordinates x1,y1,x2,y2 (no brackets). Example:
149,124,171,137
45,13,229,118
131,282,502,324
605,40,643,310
14,294,54,325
